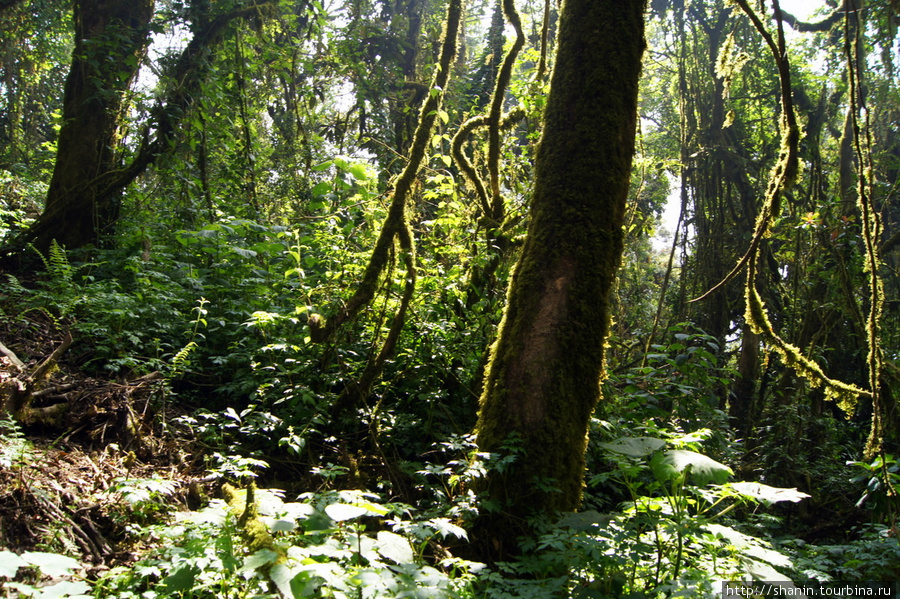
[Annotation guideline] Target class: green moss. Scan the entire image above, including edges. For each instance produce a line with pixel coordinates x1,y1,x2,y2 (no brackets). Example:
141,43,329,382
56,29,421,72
471,0,647,560
222,482,280,557
744,272,868,416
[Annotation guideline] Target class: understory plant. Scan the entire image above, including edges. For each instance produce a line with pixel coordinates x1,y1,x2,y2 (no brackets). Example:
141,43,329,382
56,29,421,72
476,431,810,599
94,485,480,599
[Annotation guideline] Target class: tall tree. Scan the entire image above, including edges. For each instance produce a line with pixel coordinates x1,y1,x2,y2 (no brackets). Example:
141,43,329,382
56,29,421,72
11,0,285,253
471,0,647,560
25,0,155,251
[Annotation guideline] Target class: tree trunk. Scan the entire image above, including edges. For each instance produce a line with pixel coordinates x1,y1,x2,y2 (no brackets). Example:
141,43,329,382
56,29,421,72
27,0,155,251
731,322,759,434
471,0,646,561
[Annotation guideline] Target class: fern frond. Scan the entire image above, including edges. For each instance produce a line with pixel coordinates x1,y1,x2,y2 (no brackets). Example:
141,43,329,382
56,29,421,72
171,340,198,370
47,240,72,284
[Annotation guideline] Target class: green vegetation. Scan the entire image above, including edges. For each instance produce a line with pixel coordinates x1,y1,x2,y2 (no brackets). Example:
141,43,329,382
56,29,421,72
2,0,900,597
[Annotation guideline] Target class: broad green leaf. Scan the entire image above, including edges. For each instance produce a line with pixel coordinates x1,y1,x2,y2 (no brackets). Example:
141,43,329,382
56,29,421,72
311,181,332,195
725,482,810,506
556,510,614,532
353,500,389,515
33,580,91,599
348,163,370,181
428,517,467,540
599,436,666,458
268,562,294,599
0,550,27,578
242,548,281,572
269,518,298,532
303,509,334,531
161,565,199,593
178,502,228,526
20,552,81,577
651,449,732,486
324,503,369,521
277,501,316,521
670,428,713,446
375,530,414,564
705,524,792,568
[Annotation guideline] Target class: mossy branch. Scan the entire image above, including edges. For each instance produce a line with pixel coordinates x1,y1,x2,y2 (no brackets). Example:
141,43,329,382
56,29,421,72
536,0,551,81
449,0,523,229
451,108,525,224
842,4,887,456
451,115,491,216
744,270,869,416
699,0,870,415
329,222,417,418
223,483,281,557
486,0,524,222
308,0,461,346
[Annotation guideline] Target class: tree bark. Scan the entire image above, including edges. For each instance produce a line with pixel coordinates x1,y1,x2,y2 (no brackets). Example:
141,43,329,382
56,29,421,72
26,0,155,252
12,0,277,255
471,0,646,561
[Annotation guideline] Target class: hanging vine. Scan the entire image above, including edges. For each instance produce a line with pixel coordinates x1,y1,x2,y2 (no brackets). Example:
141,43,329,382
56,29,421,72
698,0,871,412
309,0,462,413
842,0,887,456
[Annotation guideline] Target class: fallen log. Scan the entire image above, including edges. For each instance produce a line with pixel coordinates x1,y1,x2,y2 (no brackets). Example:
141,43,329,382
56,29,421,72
0,331,73,426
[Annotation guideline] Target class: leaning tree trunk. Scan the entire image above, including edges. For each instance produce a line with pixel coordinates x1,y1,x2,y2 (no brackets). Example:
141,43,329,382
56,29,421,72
471,0,646,562
26,0,155,252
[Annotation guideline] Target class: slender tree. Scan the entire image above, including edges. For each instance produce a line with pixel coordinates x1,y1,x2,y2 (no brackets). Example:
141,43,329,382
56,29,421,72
471,0,647,561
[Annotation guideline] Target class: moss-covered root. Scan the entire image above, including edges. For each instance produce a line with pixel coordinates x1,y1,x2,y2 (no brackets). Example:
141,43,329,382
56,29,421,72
222,482,281,557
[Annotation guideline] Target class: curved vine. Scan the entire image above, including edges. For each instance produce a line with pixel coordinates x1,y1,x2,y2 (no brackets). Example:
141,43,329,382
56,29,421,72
698,0,871,413
309,0,462,413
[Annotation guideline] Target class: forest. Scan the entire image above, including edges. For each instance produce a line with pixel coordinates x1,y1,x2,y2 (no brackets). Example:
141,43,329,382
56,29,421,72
0,0,899,596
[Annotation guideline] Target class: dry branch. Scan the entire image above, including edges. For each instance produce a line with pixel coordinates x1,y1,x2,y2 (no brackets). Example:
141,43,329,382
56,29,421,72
0,331,73,426
0,339,25,371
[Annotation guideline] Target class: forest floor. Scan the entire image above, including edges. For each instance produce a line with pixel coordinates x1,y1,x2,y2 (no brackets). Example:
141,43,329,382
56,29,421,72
0,310,209,576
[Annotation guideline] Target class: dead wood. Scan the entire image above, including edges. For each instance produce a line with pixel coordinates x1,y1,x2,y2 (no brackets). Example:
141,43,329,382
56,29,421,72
0,339,25,371
0,331,73,426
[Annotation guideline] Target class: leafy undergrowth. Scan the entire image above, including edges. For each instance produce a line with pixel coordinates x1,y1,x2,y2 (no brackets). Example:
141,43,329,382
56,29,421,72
2,280,899,598
0,310,480,599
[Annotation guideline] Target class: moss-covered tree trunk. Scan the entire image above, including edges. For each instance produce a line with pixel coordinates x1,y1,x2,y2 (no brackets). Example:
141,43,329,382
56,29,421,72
471,0,646,560
26,0,154,251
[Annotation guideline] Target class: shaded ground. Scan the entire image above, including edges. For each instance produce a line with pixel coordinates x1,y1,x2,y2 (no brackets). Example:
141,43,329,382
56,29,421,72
0,309,207,574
